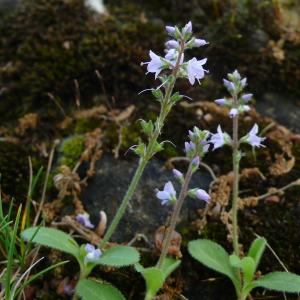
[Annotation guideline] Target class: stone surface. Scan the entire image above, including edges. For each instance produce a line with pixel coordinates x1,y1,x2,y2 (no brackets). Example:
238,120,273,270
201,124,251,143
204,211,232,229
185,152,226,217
81,154,212,243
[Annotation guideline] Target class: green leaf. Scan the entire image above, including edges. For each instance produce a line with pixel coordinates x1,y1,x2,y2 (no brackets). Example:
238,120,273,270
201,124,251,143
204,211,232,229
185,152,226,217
170,92,182,104
151,89,163,99
140,120,154,136
188,239,240,290
240,257,255,284
254,272,300,293
139,267,165,298
229,254,241,268
21,227,79,258
247,237,266,269
94,245,139,267
160,257,181,278
76,279,125,300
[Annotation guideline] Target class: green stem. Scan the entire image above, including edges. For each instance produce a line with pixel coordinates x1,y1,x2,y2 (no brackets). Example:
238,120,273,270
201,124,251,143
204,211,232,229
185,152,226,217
232,95,240,257
144,292,153,300
157,161,194,268
232,96,240,256
100,41,185,247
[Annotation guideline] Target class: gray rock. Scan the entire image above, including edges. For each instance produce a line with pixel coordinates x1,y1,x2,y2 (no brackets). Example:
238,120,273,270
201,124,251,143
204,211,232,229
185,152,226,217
81,154,212,243
256,92,300,133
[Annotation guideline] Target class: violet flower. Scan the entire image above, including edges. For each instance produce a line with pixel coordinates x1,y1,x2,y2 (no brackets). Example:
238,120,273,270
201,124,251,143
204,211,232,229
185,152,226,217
185,141,196,154
187,57,207,85
210,125,226,150
241,93,253,102
84,243,102,265
229,108,238,118
223,79,235,91
195,189,210,203
183,21,192,34
246,124,265,148
156,181,177,205
215,98,227,106
144,50,164,78
76,213,94,229
166,25,176,35
165,40,179,49
194,38,208,47
173,169,184,182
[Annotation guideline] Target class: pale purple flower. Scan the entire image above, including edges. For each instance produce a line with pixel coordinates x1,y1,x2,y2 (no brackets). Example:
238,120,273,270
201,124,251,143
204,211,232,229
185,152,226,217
156,181,177,205
166,25,176,35
241,93,253,102
210,125,225,150
240,105,251,112
165,40,179,49
76,213,94,229
144,50,164,78
84,243,102,265
173,169,184,181
223,79,235,91
215,98,227,106
241,78,247,87
194,38,208,47
185,141,196,153
195,189,210,203
191,156,200,168
165,49,176,61
183,21,192,33
203,144,210,153
229,108,238,118
247,124,265,148
187,57,207,85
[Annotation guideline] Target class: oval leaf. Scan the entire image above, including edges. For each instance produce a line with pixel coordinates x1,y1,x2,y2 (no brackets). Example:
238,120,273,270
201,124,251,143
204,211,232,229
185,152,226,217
141,267,165,297
254,272,300,293
76,279,125,300
95,245,140,267
247,237,266,269
188,239,240,289
21,227,79,258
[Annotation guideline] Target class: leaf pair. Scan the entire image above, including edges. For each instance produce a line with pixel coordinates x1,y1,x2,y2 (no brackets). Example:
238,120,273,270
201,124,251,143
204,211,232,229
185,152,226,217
135,257,181,299
188,238,300,299
22,227,140,300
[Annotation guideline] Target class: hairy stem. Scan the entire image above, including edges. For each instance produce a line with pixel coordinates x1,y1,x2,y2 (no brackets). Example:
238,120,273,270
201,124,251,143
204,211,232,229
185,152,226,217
100,41,185,247
232,94,240,256
157,161,194,268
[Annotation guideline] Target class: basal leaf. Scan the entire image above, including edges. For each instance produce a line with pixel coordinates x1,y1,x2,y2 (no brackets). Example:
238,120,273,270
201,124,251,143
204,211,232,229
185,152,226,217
140,267,165,298
240,257,255,284
76,279,125,300
94,245,139,267
160,257,181,279
21,227,79,258
247,237,266,269
254,272,300,293
188,239,240,290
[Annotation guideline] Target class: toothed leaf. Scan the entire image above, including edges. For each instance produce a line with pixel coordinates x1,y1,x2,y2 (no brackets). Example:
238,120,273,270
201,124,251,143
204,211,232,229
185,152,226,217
94,245,139,267
21,227,79,258
253,272,300,293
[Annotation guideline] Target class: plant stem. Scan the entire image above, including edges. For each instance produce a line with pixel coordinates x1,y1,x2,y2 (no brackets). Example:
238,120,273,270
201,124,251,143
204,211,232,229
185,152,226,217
144,292,153,300
157,161,194,268
232,94,240,256
100,41,185,247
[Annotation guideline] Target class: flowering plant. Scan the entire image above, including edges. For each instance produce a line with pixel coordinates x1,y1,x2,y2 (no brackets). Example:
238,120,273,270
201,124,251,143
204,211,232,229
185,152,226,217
188,70,300,300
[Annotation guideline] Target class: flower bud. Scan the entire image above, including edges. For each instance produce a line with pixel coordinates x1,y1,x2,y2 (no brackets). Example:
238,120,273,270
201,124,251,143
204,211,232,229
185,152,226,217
194,38,208,47
195,189,210,203
173,169,184,184
223,79,235,91
191,156,200,168
183,21,192,33
165,40,179,49
166,25,176,35
229,108,238,118
241,93,253,102
215,98,227,106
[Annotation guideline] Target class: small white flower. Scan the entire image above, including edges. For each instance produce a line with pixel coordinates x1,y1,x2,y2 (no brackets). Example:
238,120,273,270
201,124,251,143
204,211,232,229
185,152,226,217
210,125,227,150
247,124,265,148
143,50,164,79
156,181,177,205
187,57,207,85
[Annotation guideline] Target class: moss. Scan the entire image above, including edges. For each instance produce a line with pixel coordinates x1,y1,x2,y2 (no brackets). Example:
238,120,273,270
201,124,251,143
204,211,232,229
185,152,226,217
58,135,85,169
74,117,99,134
